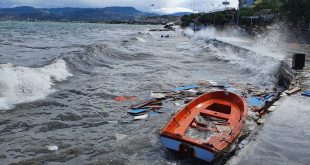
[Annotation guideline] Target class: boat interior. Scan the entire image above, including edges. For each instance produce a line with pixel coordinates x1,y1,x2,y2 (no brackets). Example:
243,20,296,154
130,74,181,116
164,96,244,144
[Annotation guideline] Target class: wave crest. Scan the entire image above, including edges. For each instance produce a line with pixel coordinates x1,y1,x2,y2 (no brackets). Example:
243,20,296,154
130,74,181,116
0,59,72,110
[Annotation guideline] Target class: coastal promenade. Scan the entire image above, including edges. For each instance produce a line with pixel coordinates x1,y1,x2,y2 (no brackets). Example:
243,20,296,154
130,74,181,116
227,44,310,165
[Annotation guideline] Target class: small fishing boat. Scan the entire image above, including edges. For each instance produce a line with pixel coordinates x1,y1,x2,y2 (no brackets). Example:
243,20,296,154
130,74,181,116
160,91,248,162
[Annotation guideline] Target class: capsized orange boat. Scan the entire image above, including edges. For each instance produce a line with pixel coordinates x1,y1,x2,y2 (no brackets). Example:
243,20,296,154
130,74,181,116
160,91,248,162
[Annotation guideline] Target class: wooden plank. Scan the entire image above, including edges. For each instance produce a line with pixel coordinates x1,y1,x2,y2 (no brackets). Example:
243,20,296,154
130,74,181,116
286,87,301,95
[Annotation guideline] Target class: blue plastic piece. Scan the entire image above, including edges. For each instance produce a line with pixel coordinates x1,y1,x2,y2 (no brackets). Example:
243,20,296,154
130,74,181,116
263,94,275,101
128,108,150,114
248,96,265,107
302,91,310,97
175,84,198,91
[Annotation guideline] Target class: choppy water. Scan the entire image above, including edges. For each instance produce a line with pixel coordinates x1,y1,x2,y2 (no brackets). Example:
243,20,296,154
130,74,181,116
0,21,285,164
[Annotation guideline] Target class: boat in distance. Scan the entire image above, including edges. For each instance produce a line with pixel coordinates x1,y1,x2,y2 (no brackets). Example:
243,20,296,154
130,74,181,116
160,91,248,162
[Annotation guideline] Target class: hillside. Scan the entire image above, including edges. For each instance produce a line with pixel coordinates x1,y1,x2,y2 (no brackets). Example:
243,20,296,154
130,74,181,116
0,6,160,21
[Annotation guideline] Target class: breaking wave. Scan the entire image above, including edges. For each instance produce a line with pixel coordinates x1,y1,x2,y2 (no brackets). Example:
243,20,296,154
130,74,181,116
0,59,72,110
182,26,285,86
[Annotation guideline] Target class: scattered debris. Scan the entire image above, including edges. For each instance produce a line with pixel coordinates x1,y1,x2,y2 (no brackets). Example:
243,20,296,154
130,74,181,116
134,114,149,120
116,81,281,132
216,125,232,133
47,145,58,151
151,92,167,99
114,96,137,101
131,99,162,109
175,84,198,91
301,90,310,97
285,87,301,95
267,105,277,112
247,96,265,107
128,108,151,115
256,118,265,125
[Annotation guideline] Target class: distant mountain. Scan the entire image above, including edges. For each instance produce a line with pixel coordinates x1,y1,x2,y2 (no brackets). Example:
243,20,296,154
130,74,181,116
0,6,160,21
166,12,193,17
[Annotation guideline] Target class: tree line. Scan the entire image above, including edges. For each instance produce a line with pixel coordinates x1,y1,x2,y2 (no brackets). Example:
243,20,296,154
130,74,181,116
181,0,310,30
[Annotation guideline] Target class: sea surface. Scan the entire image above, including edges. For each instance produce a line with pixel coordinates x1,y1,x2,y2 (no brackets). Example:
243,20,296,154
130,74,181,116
0,21,298,165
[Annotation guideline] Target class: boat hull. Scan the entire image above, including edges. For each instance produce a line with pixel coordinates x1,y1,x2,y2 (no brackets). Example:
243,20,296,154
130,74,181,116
160,136,215,162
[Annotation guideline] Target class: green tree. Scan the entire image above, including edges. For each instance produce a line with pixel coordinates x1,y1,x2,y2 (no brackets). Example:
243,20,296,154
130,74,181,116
281,0,310,28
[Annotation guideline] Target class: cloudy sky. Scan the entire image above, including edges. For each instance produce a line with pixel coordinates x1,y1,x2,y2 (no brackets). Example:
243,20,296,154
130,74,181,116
0,0,239,14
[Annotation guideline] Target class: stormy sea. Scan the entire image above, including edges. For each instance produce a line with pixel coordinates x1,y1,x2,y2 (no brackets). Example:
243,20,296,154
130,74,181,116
1,21,307,165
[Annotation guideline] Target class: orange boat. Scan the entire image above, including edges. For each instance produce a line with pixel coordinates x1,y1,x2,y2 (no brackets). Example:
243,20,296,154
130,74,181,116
160,91,248,162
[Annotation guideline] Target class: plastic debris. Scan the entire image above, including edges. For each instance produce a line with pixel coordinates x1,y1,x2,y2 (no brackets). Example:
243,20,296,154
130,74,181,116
187,89,198,93
175,84,198,91
263,94,275,101
114,96,137,101
247,96,265,107
128,108,151,114
174,102,181,106
115,133,128,141
134,114,149,120
301,90,310,97
47,145,58,151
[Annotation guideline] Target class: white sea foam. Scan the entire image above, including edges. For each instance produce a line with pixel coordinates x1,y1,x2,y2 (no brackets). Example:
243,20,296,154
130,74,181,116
181,24,286,85
136,37,146,43
0,59,72,110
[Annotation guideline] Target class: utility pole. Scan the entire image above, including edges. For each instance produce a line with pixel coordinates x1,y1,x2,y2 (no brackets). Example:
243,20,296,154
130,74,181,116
237,0,242,26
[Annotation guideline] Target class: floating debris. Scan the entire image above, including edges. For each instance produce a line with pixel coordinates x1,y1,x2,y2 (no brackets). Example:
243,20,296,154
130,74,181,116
151,92,167,99
131,99,162,109
175,84,198,91
128,108,151,115
114,96,137,101
47,145,58,151
134,114,148,120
